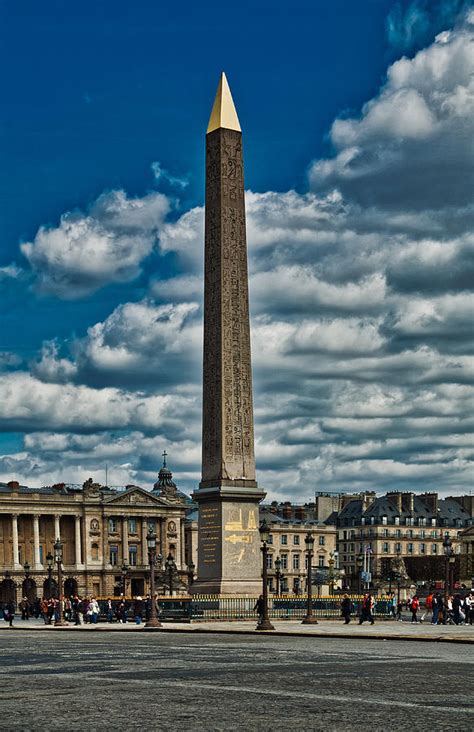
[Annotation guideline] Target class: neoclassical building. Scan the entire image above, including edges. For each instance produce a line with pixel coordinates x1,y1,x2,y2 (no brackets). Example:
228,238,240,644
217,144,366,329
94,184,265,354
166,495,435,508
0,459,190,605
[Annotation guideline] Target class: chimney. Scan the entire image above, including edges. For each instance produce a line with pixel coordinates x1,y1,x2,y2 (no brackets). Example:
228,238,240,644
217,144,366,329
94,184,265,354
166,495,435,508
421,492,438,515
401,492,415,513
361,491,376,512
282,502,292,520
295,506,305,521
387,492,402,513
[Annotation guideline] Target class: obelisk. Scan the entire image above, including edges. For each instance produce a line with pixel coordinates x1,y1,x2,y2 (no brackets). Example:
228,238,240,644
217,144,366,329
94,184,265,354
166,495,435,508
192,73,265,595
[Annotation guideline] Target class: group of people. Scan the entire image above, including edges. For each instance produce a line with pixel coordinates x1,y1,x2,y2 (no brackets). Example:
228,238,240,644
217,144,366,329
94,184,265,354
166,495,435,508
2,595,159,626
339,590,474,625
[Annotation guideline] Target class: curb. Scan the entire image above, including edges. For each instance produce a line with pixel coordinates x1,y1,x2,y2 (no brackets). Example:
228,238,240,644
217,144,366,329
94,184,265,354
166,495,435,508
2,625,473,644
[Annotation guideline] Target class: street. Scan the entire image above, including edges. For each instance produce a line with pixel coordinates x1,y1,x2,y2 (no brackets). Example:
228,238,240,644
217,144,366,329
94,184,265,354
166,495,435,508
0,630,472,730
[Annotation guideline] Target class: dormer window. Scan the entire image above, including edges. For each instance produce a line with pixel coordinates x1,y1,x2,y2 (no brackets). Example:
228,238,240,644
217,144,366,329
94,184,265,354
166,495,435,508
382,515,387,525
395,516,400,526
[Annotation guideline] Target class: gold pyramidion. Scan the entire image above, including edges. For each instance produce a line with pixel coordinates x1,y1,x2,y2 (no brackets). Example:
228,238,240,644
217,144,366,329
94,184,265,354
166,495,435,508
207,72,241,134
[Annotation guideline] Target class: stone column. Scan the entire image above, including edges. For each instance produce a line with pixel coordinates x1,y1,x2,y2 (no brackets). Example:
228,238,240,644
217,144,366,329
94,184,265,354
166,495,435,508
75,515,83,566
54,514,61,542
180,519,186,570
142,518,148,565
122,517,129,563
12,514,21,568
33,514,42,569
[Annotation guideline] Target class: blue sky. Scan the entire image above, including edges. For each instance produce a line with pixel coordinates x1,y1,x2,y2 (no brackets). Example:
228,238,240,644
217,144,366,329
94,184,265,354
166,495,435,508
0,0,473,498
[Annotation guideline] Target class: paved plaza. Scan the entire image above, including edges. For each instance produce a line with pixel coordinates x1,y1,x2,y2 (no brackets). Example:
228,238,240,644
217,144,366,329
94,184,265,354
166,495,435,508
0,628,472,730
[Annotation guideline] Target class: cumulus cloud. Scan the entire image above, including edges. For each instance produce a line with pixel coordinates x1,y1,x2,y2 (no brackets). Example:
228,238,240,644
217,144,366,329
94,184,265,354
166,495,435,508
21,190,170,298
1,15,473,498
310,19,474,214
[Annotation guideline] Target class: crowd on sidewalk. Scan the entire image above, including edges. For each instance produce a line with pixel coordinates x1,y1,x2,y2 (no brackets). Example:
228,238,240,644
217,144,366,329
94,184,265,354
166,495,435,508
340,590,474,626
1,595,158,626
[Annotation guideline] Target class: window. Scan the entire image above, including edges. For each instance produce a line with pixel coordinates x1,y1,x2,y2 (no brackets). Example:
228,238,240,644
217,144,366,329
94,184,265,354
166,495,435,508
108,518,118,533
395,529,401,538
432,544,438,554
319,536,325,546
370,516,375,525
431,518,436,527
383,542,389,553
382,515,387,525
350,543,355,552
431,530,438,538
267,534,273,544
408,543,413,554
109,545,118,565
318,556,325,567
39,546,44,564
18,546,22,564
419,530,425,539
394,516,400,525
266,554,273,570
382,529,389,538
293,535,300,546
91,543,99,561
128,519,137,534
129,546,137,566
281,535,288,546
280,554,288,570
395,542,402,553
343,531,347,540
420,543,426,554
147,520,156,534
293,554,300,570
407,530,413,539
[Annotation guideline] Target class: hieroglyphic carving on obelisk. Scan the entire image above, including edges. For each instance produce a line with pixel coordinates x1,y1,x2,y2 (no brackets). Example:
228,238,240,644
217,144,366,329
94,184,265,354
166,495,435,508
201,72,256,486
192,73,264,595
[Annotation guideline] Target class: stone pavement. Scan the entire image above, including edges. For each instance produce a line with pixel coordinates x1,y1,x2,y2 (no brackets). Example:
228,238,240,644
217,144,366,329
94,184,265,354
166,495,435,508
0,631,473,731
4,616,473,643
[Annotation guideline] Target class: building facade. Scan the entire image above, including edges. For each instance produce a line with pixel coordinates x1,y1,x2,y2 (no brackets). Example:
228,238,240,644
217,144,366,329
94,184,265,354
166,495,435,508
0,461,189,605
335,491,473,589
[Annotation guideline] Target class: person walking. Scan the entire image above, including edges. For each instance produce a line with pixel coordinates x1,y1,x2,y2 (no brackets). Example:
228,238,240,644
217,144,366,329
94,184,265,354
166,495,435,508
133,596,144,625
359,593,375,625
253,595,265,625
340,594,353,624
410,595,420,623
19,597,30,620
431,593,440,625
420,592,432,623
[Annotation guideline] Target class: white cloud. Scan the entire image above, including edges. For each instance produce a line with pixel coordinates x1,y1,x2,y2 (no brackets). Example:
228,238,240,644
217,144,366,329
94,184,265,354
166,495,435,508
21,190,170,298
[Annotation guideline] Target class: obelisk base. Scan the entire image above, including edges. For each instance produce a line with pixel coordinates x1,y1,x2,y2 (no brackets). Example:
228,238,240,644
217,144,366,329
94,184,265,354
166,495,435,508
191,482,265,596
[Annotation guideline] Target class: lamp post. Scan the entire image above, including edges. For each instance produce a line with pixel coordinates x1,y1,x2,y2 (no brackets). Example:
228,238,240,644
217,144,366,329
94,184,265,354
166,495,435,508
165,553,176,596
45,552,54,599
187,561,195,592
121,563,129,597
145,529,161,628
302,532,318,625
443,536,454,609
53,538,68,626
256,519,275,631
275,556,282,596
356,553,364,595
328,552,336,596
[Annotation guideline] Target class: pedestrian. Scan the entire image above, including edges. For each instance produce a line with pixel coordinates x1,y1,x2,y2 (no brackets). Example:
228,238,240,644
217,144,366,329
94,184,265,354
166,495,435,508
420,592,432,623
410,595,420,623
19,597,30,620
106,598,114,623
116,599,127,624
253,594,265,625
89,597,100,624
4,600,15,627
340,594,353,624
133,596,144,625
452,594,464,625
431,593,440,625
396,598,403,621
359,593,375,625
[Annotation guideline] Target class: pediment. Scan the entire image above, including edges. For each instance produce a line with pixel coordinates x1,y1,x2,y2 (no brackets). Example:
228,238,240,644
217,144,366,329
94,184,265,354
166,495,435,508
104,486,167,507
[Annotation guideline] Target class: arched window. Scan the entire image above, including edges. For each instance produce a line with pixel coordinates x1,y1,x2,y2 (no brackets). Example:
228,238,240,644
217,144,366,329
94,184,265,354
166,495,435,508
91,543,99,561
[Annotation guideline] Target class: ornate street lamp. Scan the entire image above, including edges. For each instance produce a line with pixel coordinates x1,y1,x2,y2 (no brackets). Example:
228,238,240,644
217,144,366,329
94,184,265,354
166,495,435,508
275,556,282,596
187,561,195,592
302,532,318,625
443,536,456,611
121,563,129,597
165,553,176,597
256,519,275,631
53,538,68,626
328,552,336,596
145,529,161,629
356,553,364,595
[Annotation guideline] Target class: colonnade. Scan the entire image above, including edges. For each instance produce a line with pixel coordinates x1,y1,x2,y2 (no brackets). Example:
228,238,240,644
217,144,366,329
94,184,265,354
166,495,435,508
2,513,83,570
